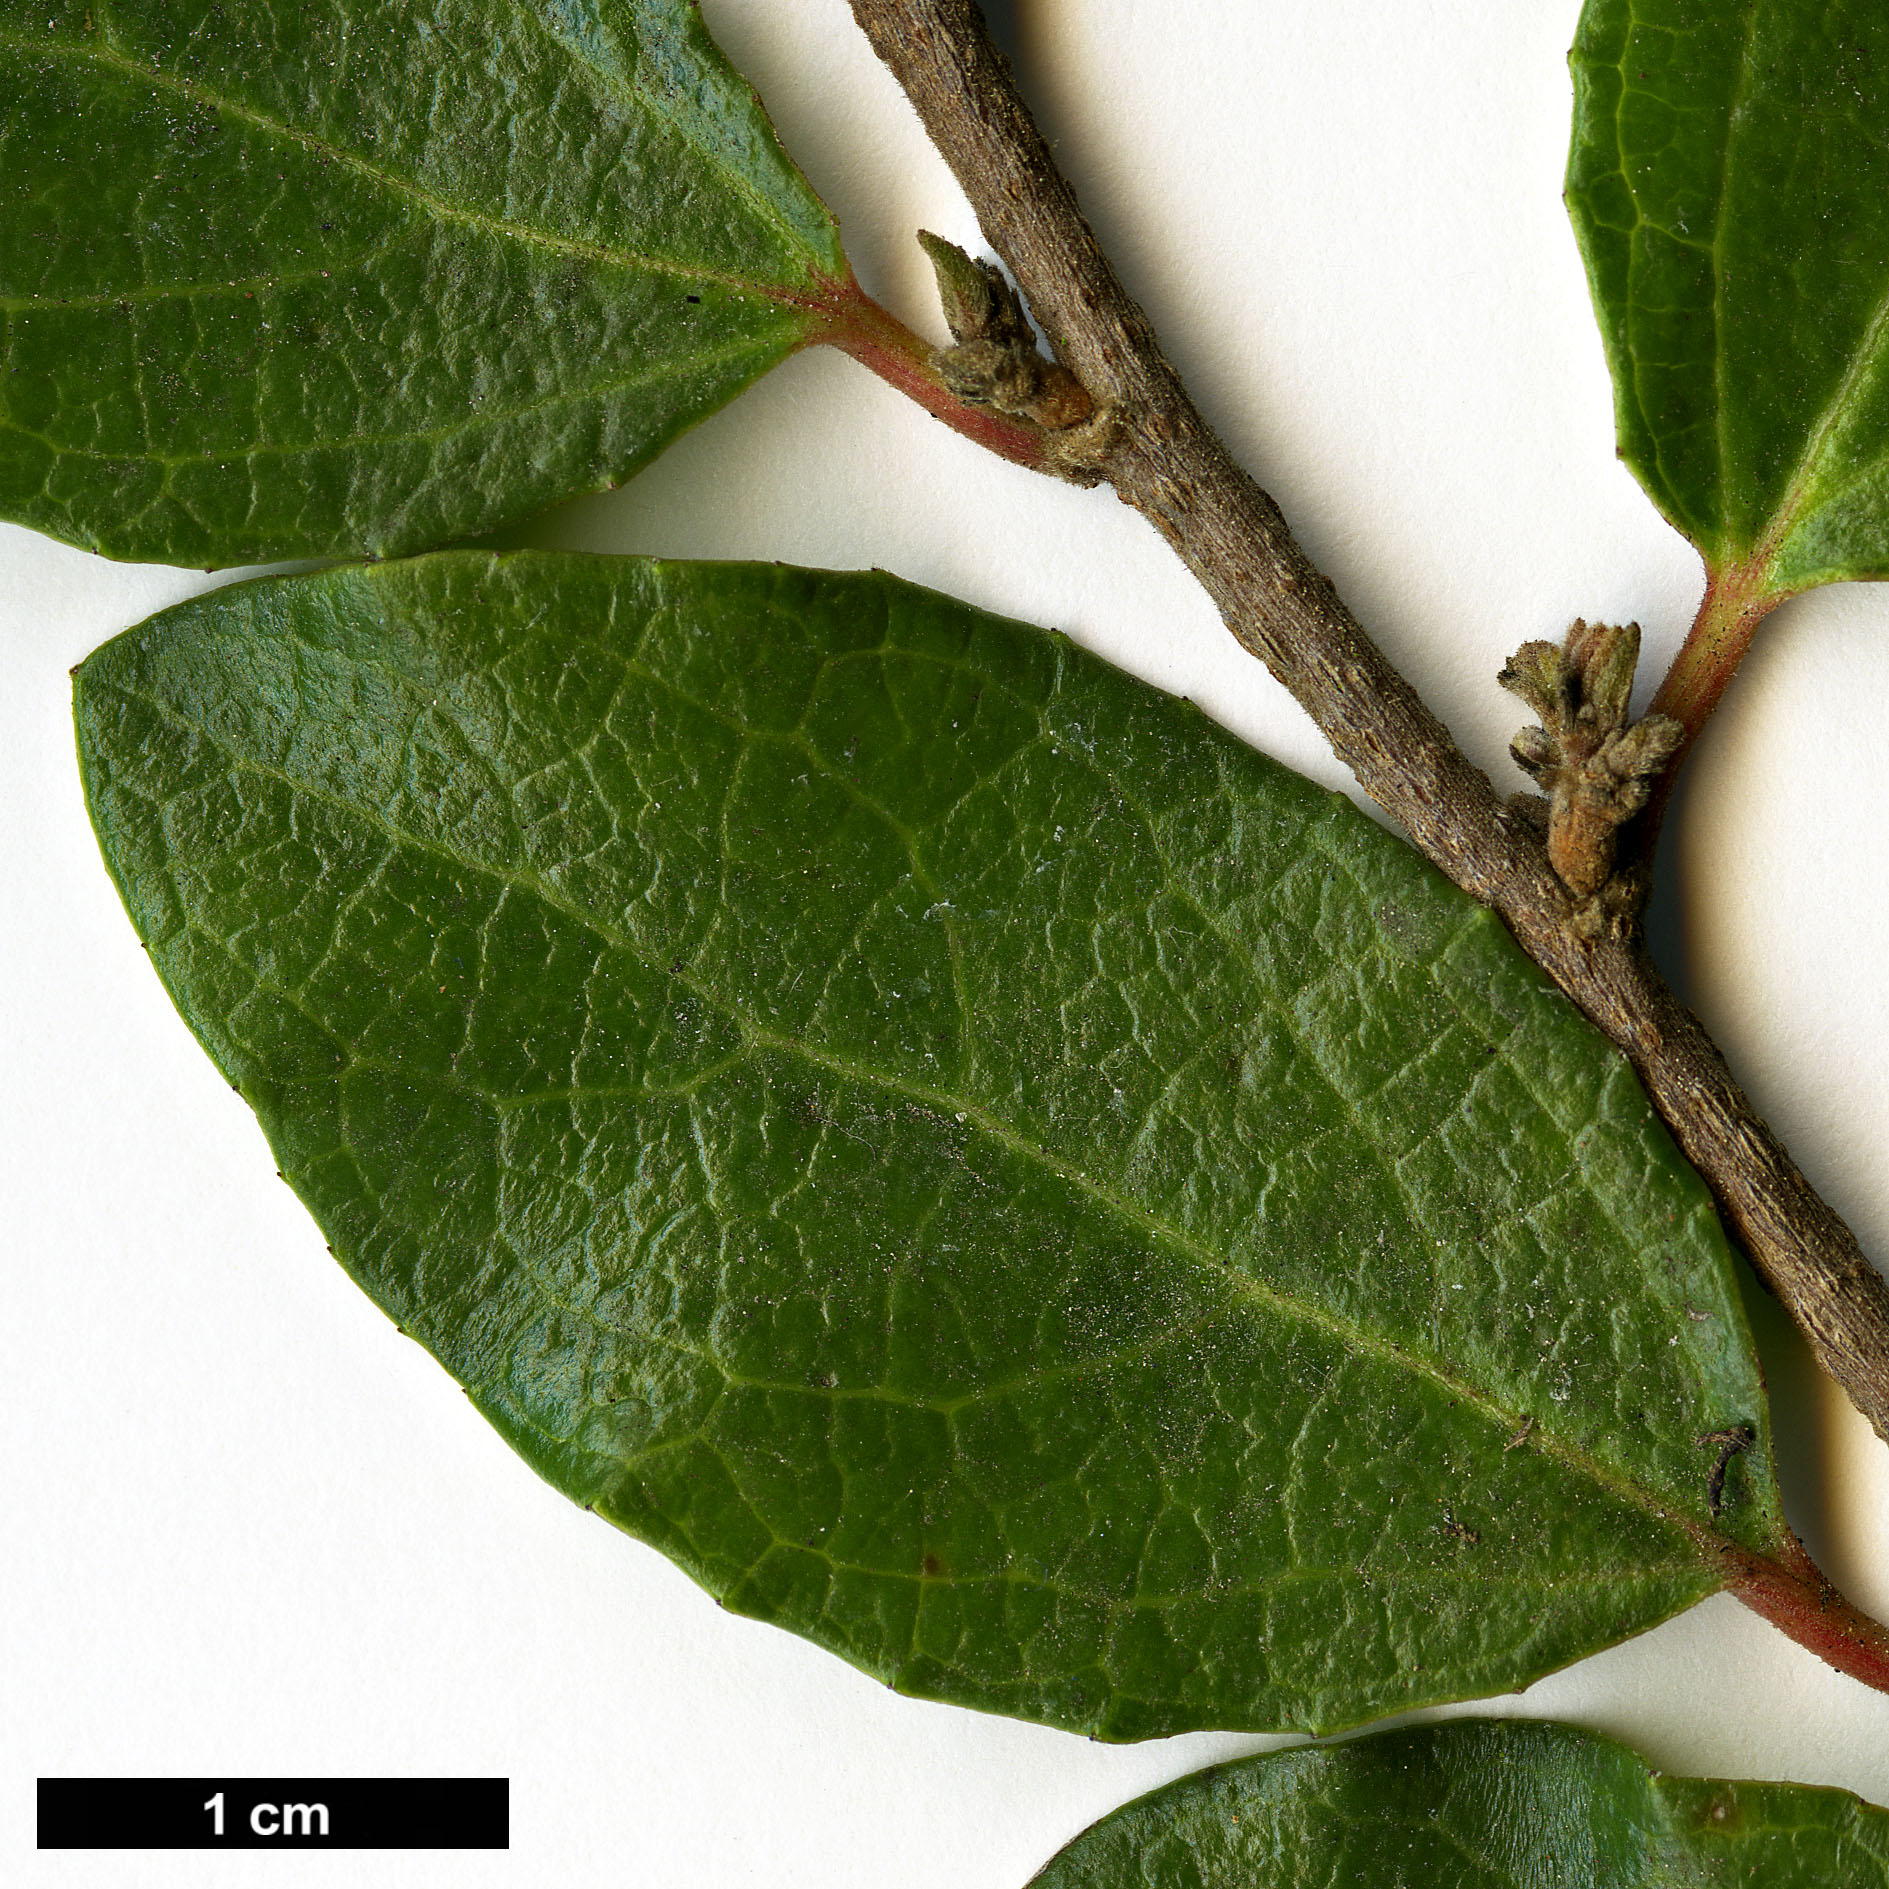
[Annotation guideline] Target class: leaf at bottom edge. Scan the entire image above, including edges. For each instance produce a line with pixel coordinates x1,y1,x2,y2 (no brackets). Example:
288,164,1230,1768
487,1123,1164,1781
1028,1718,1889,1887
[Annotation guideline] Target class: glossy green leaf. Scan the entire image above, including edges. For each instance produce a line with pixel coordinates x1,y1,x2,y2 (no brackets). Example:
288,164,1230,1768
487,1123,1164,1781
1028,1718,1889,1887
76,552,1791,1737
0,1,846,565
1569,0,1889,594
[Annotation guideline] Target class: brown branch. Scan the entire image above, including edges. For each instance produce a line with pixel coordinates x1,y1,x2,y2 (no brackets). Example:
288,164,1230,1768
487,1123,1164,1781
843,0,1889,1448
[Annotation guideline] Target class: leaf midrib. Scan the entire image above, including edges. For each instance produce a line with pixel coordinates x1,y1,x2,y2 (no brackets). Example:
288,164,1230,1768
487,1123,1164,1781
0,25,833,310
0,240,405,312
7,329,784,469
90,659,1718,1571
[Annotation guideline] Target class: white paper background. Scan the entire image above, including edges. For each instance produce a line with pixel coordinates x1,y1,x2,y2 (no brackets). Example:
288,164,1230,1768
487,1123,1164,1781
6,1,1887,1880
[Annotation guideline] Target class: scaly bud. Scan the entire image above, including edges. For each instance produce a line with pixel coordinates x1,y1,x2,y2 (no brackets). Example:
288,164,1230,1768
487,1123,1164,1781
917,230,1097,436
1499,619,1681,906
917,230,1031,349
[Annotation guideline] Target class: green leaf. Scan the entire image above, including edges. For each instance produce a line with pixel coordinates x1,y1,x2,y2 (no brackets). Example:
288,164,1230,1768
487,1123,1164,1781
1569,0,1889,595
0,1,846,566
1027,1719,1889,1887
76,551,1790,1737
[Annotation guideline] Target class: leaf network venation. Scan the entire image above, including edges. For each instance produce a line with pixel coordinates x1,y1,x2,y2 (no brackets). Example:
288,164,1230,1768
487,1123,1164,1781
0,0,844,562
75,553,1785,1736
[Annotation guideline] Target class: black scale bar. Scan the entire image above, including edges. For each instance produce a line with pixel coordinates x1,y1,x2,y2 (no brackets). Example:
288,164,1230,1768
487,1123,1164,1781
38,1778,509,1850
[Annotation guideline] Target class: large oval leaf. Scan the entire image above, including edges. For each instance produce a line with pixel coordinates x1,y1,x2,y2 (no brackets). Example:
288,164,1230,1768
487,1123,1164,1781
1028,1719,1889,1887
76,552,1790,1736
0,1,845,565
1569,0,1889,596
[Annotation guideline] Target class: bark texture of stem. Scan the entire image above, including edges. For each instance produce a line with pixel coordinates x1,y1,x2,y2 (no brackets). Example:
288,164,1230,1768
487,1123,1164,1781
845,0,1889,1450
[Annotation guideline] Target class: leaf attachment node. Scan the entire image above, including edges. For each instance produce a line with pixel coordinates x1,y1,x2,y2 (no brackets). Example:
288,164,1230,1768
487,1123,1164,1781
1501,620,1681,928
917,231,1117,479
